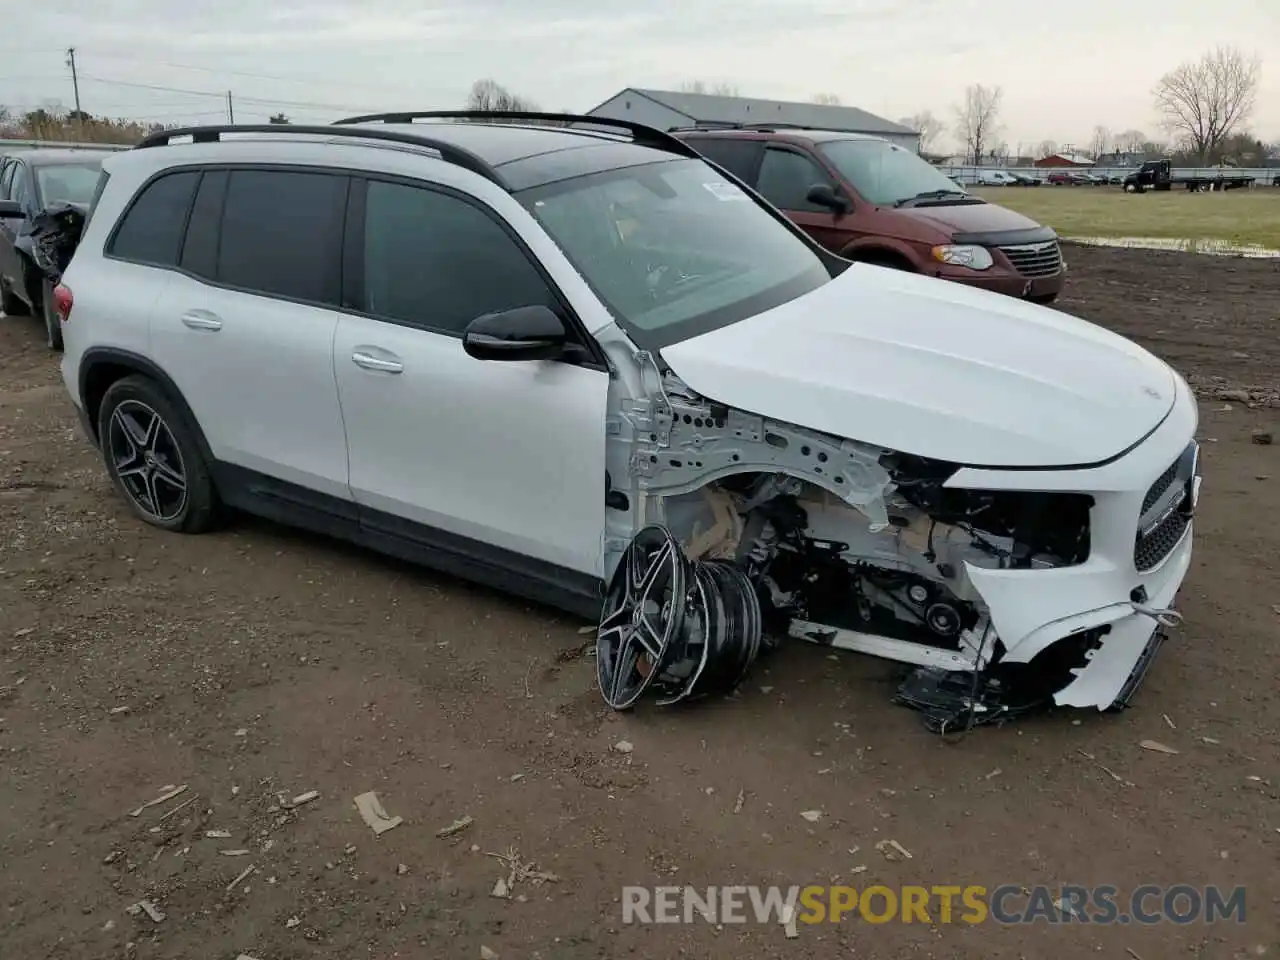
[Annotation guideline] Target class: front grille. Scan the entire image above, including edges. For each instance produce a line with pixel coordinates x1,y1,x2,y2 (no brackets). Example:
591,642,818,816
1133,441,1197,571
998,240,1063,278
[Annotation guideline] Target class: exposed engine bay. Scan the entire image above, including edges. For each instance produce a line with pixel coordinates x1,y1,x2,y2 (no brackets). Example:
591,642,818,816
595,363,1190,731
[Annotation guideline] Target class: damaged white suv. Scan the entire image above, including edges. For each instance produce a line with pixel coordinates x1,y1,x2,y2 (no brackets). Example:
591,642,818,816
57,112,1199,726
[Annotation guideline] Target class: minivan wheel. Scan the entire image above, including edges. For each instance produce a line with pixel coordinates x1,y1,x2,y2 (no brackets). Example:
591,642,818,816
98,376,219,533
40,280,63,351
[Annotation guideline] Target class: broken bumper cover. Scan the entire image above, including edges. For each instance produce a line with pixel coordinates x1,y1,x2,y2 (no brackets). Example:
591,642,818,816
947,369,1199,709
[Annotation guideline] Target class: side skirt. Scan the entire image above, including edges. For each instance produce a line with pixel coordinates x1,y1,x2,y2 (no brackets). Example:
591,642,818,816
210,463,605,621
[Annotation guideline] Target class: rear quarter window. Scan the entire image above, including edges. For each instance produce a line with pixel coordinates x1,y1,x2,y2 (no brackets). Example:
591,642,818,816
106,170,200,268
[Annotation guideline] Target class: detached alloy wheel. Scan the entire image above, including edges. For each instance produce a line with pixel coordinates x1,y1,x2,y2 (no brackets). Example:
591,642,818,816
98,375,219,533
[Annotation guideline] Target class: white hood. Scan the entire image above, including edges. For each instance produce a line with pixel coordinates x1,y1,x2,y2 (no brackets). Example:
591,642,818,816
660,264,1177,468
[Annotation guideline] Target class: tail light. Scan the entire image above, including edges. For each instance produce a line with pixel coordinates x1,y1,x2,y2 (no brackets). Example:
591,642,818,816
53,284,73,324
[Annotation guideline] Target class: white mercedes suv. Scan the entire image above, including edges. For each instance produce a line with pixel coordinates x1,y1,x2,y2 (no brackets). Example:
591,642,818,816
56,112,1199,724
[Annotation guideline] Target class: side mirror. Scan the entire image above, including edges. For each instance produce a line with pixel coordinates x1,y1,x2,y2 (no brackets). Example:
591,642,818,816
463,305,569,362
806,183,849,214
0,200,25,220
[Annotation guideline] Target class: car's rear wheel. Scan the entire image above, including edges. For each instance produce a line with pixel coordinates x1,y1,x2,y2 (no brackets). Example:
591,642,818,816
0,279,26,316
39,280,63,352
98,375,219,533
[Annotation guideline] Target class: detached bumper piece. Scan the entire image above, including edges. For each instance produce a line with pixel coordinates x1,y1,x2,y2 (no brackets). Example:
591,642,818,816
595,525,767,710
892,667,1044,734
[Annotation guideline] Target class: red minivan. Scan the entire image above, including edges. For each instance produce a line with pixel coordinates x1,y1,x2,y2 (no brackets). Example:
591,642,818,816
673,127,1065,304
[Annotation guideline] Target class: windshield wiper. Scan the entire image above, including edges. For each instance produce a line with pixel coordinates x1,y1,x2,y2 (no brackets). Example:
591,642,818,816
893,189,972,208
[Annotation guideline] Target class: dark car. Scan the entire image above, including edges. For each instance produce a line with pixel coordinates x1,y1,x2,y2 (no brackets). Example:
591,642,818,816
672,126,1064,303
1008,172,1043,186
0,150,107,349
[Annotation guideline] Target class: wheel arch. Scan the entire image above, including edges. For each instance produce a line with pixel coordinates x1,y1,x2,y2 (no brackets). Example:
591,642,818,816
839,241,918,272
79,348,215,464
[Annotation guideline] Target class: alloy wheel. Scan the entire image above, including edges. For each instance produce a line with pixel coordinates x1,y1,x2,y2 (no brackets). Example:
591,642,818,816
107,399,189,522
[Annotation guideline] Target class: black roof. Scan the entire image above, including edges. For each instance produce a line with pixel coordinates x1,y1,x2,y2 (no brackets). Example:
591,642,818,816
349,121,679,191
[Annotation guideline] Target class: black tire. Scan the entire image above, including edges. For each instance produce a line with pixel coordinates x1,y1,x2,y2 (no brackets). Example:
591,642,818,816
97,375,220,534
0,279,26,316
39,280,63,352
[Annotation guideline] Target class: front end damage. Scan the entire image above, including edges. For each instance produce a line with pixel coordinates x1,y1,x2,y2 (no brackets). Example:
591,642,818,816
595,354,1199,730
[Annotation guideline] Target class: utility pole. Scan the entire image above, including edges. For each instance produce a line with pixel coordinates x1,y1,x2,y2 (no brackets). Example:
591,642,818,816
226,91,234,123
66,47,82,139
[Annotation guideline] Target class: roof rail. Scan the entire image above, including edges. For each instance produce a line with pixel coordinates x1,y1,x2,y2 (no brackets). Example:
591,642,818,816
666,121,809,134
132,124,505,187
332,110,701,160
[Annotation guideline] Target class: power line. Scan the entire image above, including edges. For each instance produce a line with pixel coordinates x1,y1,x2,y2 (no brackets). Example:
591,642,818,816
78,74,380,113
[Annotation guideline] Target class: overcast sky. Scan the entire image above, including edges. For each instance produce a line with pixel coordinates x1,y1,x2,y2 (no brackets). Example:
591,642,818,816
1,0,1276,152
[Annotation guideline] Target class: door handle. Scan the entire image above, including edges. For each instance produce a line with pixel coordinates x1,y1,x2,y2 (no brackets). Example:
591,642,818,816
351,351,403,374
181,310,222,331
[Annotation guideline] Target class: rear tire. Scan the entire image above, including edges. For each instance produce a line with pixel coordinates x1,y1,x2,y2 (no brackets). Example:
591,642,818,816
0,279,26,316
97,375,220,534
40,280,63,352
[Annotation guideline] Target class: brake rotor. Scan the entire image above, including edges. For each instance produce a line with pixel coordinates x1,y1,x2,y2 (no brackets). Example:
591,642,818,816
595,525,688,710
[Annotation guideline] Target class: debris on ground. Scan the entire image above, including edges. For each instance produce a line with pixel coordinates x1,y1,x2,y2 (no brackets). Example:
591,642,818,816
733,789,745,814
225,864,256,893
1139,739,1179,755
204,830,232,839
126,900,165,923
612,740,634,754
486,845,561,898
800,810,823,822
984,768,1003,780
397,863,410,875
1162,714,1176,730
108,705,130,715
1077,749,1135,787
129,784,188,817
157,794,199,823
1251,431,1272,445
354,791,404,836
876,839,912,861
435,815,474,839
480,947,499,960
219,849,251,857
288,790,320,808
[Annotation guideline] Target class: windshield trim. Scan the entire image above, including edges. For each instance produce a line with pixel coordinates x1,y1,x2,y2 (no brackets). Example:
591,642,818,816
514,158,840,351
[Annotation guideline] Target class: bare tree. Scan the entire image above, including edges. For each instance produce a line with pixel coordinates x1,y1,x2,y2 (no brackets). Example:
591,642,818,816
1089,125,1110,160
465,78,539,114
680,80,740,97
1153,46,1260,162
1035,139,1058,159
1114,129,1146,155
953,85,1002,164
811,92,841,105
898,110,943,154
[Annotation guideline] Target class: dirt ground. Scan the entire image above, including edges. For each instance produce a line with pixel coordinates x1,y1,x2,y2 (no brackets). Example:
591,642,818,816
1,245,1277,960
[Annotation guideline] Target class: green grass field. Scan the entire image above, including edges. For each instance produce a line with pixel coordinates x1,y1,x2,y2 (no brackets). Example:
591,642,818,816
971,186,1280,250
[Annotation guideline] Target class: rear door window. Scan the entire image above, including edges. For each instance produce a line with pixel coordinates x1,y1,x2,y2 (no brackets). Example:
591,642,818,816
755,146,834,213
214,169,346,305
0,161,14,200
108,170,200,267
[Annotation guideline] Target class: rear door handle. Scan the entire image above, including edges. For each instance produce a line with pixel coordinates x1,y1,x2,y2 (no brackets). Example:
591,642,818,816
351,350,403,374
181,310,222,331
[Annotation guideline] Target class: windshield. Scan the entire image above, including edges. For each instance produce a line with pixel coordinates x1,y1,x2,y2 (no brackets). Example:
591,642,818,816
35,163,103,206
818,139,972,206
517,158,831,347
